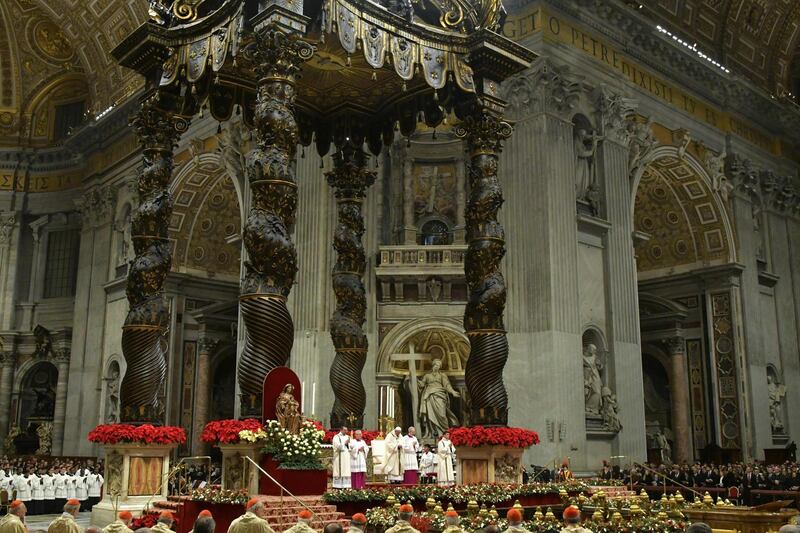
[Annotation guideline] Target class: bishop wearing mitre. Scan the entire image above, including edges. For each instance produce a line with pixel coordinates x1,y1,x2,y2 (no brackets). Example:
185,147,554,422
382,427,405,483
332,427,352,489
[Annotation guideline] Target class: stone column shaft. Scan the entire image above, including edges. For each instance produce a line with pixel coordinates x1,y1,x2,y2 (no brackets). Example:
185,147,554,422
52,353,70,455
456,106,512,426
237,28,313,416
667,338,692,464
327,141,375,428
193,338,215,454
0,354,15,452
121,93,188,423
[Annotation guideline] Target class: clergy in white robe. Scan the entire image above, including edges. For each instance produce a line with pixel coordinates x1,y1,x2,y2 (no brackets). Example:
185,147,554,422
332,428,352,489
436,432,456,486
401,427,420,485
419,445,436,484
381,427,405,483
349,430,369,489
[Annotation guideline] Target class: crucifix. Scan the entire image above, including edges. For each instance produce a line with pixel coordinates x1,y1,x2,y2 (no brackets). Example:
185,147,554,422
390,342,432,431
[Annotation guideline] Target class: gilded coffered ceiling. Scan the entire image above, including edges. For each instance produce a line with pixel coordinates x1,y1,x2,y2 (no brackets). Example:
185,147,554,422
0,0,146,145
634,0,800,92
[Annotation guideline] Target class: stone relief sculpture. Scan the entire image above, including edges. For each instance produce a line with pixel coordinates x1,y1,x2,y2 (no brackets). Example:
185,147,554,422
494,454,519,483
4,425,20,455
216,121,249,181
704,149,733,203
275,384,301,434
654,430,672,464
627,118,656,175
106,452,123,496
418,359,460,439
574,127,600,203
583,343,603,415
600,386,622,432
106,366,121,424
767,373,786,434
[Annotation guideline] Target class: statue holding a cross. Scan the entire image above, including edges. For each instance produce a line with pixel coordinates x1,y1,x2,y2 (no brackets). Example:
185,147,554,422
392,343,460,439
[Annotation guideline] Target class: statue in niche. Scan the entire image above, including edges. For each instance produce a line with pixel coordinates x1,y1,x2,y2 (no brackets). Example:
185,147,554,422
426,278,442,302
752,203,765,260
106,366,121,424
33,325,53,358
767,373,786,433
418,359,460,439
574,127,600,202
601,386,622,432
583,343,604,415
117,209,133,267
275,384,301,434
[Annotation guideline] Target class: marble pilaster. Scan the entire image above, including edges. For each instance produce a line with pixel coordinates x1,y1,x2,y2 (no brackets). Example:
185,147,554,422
500,58,586,467
595,87,647,463
0,212,20,331
52,349,70,456
63,185,115,455
0,352,16,453
193,336,218,454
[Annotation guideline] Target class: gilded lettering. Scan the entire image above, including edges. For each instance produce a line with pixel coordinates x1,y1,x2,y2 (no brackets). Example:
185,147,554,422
705,108,717,127
0,174,10,187
600,44,609,64
571,27,579,44
549,16,560,35
682,95,696,114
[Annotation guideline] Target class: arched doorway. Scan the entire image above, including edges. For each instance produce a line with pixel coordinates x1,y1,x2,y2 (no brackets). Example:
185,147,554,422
211,348,236,421
376,318,469,439
633,146,741,461
16,361,58,454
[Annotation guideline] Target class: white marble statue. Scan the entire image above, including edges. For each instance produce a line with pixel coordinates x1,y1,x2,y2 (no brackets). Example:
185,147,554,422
418,359,460,439
654,430,672,464
105,366,121,424
628,118,656,174
583,344,603,415
574,128,600,200
767,374,786,433
600,386,622,432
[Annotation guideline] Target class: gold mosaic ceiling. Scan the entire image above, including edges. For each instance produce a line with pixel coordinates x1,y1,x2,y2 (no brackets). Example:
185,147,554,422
635,0,800,92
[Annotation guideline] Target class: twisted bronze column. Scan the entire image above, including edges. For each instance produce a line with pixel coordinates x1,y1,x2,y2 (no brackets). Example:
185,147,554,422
327,141,375,428
455,108,512,426
122,94,188,423
238,27,313,416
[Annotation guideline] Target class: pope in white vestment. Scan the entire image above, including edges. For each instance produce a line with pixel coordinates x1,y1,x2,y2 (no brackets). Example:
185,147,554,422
401,428,420,485
436,433,456,486
382,427,405,483
332,428,352,489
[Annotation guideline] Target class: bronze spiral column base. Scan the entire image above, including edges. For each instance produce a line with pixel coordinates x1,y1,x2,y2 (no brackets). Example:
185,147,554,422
238,294,294,416
327,141,375,428
455,107,513,427
121,325,167,423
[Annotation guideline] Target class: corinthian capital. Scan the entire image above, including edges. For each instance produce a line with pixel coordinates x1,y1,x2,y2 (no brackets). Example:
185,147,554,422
0,351,16,368
593,85,637,146
502,57,581,120
665,336,686,356
76,185,117,228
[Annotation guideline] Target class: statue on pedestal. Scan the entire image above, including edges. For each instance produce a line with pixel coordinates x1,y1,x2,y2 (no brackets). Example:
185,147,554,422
583,344,603,415
418,359,460,439
767,374,786,434
574,128,600,201
600,386,622,432
276,384,301,434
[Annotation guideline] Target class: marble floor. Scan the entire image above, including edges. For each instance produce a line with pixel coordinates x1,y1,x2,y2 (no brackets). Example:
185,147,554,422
24,512,94,531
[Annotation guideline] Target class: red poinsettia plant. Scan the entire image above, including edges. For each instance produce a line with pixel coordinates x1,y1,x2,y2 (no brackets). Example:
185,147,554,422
449,426,539,448
201,419,262,444
88,424,186,445
131,512,179,529
322,429,382,444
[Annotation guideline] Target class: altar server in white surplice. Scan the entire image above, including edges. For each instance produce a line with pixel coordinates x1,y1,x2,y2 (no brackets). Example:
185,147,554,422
401,427,420,485
382,427,405,483
436,431,456,486
332,427,352,488
348,430,369,489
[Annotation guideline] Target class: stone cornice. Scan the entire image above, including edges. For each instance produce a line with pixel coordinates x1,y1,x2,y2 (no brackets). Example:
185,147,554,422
536,0,800,148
